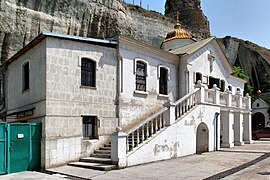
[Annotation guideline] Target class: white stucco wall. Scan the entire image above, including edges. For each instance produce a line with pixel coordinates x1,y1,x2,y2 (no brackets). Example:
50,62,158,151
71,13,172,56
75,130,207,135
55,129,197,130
252,99,270,125
178,42,245,98
6,40,46,121
44,37,118,167
127,105,220,166
118,41,179,128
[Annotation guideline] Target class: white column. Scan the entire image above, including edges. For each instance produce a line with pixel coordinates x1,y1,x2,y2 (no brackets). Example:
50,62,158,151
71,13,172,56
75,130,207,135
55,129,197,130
243,112,253,144
225,89,232,107
212,85,220,105
111,128,127,167
236,92,242,108
194,80,205,104
164,99,176,126
221,110,234,148
234,111,244,146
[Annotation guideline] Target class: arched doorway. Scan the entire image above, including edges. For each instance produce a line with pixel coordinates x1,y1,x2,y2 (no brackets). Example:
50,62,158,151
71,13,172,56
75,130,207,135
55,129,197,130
252,113,265,131
196,123,209,154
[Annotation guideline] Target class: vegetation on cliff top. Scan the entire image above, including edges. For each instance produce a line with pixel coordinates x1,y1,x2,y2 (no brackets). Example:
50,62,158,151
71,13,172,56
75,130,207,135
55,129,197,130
232,66,254,97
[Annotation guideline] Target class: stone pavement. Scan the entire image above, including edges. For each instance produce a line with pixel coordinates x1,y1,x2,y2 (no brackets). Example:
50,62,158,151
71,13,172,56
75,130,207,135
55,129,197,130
1,140,270,180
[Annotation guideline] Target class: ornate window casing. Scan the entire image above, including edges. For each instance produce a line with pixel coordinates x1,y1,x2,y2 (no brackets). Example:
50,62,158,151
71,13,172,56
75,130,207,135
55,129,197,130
134,58,148,92
80,58,96,87
22,61,30,92
158,65,170,95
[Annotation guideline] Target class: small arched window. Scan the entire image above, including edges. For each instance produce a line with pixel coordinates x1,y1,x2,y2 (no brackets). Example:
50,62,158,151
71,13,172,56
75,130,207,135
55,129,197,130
257,103,260,107
135,61,147,91
81,58,96,87
22,62,30,91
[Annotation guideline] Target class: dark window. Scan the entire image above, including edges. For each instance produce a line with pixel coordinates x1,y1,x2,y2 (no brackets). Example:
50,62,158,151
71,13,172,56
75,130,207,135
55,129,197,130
209,77,219,89
237,88,241,92
82,116,98,139
136,61,147,91
220,80,225,92
257,103,260,107
81,58,96,87
195,72,202,84
228,85,232,92
23,62,30,91
159,67,168,95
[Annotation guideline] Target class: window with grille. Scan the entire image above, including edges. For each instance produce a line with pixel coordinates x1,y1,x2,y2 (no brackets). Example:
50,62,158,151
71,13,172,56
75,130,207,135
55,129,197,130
136,61,147,91
82,116,98,139
81,58,96,87
23,62,30,91
159,67,168,95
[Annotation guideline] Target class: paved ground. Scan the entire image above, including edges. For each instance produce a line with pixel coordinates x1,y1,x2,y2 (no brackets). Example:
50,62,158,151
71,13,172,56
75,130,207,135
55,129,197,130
1,139,270,180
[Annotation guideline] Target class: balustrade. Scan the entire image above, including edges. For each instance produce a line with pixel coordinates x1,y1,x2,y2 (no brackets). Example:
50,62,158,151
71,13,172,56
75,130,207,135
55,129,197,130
124,84,251,153
126,108,167,152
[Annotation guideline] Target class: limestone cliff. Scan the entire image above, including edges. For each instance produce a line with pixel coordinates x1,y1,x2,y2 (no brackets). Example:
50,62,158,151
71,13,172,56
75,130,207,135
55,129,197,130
218,37,270,94
0,0,211,63
0,0,169,62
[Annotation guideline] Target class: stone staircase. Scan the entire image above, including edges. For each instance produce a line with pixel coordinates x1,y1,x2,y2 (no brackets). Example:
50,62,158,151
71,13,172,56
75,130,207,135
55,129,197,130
125,89,198,153
68,142,115,171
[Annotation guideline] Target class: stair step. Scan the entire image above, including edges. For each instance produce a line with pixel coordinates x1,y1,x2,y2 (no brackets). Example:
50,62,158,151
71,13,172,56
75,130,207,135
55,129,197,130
94,149,111,154
100,147,111,150
104,144,111,148
80,157,112,164
91,153,111,158
68,162,114,171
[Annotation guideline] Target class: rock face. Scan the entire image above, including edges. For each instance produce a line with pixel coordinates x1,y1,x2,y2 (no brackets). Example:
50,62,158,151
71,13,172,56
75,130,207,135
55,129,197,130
165,0,210,40
218,37,270,93
1,0,268,96
0,0,211,62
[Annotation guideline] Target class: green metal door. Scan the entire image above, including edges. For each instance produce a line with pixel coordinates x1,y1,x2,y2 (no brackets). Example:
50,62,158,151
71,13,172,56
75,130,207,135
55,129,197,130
29,123,41,171
8,123,31,173
0,122,7,174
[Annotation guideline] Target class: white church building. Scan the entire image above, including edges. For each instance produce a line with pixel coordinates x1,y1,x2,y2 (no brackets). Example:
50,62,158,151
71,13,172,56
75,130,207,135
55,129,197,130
2,21,253,169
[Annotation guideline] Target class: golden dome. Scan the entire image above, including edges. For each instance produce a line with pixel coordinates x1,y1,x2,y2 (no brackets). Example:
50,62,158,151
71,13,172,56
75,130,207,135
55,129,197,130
163,23,192,42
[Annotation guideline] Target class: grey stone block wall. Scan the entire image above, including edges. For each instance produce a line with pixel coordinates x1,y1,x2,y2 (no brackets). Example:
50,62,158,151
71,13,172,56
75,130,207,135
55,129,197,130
44,37,118,166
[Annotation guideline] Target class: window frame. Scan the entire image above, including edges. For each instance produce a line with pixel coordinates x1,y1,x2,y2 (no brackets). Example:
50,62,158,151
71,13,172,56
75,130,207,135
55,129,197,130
80,57,97,88
134,58,148,93
22,61,30,92
82,115,98,140
158,65,170,95
195,72,202,84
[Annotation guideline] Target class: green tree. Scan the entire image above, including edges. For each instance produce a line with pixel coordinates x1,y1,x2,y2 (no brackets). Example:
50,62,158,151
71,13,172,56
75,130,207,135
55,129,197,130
232,66,254,95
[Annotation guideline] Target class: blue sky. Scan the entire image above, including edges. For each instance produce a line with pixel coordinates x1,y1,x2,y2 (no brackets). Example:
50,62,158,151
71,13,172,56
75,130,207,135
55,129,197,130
124,0,270,49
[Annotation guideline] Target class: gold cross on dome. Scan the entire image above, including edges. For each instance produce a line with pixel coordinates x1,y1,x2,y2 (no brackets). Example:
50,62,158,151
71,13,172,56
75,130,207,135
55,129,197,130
176,11,180,23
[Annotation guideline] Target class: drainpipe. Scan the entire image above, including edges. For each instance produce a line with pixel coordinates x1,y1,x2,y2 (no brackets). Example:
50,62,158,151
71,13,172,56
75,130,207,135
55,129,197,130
116,42,122,128
214,112,220,151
